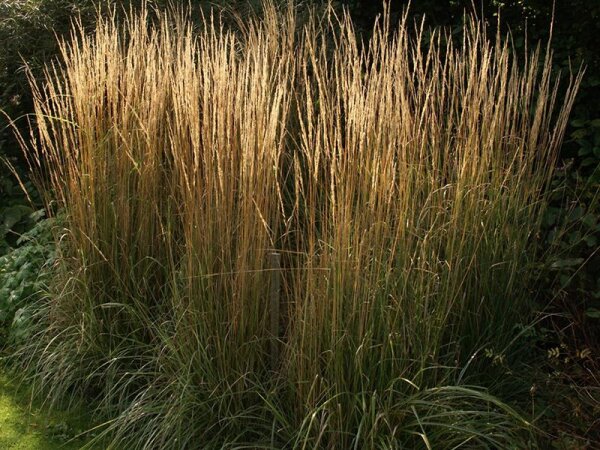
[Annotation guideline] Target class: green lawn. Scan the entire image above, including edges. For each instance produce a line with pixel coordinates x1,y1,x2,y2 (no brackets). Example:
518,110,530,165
0,374,92,450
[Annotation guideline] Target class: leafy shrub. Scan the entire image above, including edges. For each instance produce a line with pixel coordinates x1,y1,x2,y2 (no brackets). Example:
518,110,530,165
0,168,43,254
0,213,55,346
542,167,600,319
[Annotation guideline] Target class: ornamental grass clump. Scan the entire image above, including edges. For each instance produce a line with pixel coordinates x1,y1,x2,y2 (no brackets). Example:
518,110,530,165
17,2,580,448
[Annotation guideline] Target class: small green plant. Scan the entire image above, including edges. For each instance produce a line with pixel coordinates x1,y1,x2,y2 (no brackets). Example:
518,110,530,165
0,168,41,255
0,213,55,346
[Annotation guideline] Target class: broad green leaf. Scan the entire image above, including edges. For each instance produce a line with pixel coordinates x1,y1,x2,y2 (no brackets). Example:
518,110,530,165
551,258,585,269
2,207,23,229
585,308,600,319
584,235,598,247
571,119,587,128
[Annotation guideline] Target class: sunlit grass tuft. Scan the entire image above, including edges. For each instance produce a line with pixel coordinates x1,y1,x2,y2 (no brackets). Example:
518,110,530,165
15,1,580,448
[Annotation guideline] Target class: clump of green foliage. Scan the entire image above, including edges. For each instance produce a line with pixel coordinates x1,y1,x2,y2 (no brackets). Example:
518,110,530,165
0,180,38,255
0,214,55,346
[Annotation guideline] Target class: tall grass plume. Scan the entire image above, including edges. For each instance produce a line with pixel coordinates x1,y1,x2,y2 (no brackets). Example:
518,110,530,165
15,1,580,448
